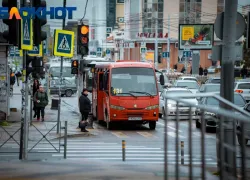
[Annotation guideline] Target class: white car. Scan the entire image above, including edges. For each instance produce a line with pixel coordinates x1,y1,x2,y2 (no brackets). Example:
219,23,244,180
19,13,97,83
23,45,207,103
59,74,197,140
174,80,200,94
178,76,198,82
234,82,250,102
159,87,199,119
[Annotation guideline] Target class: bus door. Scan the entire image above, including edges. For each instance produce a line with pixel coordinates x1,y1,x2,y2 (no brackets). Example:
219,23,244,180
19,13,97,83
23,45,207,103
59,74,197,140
97,71,105,121
103,70,110,122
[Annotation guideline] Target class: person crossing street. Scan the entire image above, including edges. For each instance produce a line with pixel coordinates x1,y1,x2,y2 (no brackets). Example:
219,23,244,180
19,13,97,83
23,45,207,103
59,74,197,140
79,88,91,132
34,85,48,122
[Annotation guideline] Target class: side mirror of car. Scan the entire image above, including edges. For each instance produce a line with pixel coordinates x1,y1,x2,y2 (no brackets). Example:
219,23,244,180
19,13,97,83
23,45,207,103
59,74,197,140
160,74,165,85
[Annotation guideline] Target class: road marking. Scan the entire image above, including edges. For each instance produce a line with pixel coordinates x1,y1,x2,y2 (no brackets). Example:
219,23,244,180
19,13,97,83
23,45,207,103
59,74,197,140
111,131,129,138
46,150,171,153
137,132,155,138
0,154,18,156
157,122,182,132
167,132,186,138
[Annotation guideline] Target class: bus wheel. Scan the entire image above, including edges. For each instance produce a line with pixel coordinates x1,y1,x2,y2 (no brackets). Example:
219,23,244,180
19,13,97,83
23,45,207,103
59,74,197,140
149,121,156,130
65,90,73,97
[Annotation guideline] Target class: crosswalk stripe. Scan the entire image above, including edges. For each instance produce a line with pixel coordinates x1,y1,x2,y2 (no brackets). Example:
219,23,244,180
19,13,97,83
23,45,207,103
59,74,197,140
167,132,186,138
111,131,129,138
136,132,155,138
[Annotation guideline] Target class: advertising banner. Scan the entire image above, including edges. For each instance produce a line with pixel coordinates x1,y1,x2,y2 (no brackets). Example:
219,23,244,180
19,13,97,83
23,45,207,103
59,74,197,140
179,24,214,50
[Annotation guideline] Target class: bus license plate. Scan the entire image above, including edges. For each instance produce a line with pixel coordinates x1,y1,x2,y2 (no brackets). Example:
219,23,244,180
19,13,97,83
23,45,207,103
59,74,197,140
128,117,142,121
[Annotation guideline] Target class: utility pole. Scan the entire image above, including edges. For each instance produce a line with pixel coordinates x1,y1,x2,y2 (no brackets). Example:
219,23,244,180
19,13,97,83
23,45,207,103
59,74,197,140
57,0,66,134
167,15,170,71
21,0,29,160
220,0,238,175
154,18,158,69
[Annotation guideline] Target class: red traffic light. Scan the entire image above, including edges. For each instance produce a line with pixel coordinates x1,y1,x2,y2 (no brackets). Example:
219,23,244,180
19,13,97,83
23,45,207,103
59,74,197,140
72,60,78,67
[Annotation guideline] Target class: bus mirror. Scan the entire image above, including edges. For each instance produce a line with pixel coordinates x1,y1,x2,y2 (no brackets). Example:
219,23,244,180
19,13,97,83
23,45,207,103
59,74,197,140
160,74,165,85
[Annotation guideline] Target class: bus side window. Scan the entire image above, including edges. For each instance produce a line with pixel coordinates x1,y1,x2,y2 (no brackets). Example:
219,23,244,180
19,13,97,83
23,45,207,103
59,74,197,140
104,72,109,91
99,73,104,90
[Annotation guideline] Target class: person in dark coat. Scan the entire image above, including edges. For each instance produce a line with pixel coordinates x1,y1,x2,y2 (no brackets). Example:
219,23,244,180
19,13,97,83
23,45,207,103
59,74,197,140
33,79,40,118
199,65,204,76
79,88,91,132
15,70,22,86
241,66,248,79
34,85,48,121
204,68,208,76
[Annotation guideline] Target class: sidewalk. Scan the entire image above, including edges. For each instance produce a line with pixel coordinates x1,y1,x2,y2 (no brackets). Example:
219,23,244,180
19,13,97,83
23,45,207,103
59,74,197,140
1,84,97,143
0,159,219,180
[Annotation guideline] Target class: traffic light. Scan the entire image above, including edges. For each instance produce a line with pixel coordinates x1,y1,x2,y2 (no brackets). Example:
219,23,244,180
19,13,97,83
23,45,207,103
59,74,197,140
2,0,21,46
26,56,43,79
71,60,79,74
77,25,89,57
33,0,47,46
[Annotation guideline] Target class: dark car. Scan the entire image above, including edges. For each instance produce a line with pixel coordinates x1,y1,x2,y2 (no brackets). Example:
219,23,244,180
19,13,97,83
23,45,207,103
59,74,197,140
205,77,221,84
45,79,77,97
199,84,220,93
196,93,246,132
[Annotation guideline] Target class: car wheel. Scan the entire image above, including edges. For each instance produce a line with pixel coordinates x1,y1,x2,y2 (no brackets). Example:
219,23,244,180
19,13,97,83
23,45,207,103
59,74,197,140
65,90,73,97
149,121,156,130
196,120,200,128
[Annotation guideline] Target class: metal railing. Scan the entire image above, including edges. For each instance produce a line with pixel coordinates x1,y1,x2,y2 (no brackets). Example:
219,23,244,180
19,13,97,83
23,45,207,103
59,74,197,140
163,92,250,180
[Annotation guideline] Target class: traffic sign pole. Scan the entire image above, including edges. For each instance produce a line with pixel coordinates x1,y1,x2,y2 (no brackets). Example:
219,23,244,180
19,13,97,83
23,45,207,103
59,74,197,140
57,0,67,134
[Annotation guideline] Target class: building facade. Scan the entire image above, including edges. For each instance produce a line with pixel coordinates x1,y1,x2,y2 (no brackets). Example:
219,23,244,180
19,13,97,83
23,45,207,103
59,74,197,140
122,0,225,70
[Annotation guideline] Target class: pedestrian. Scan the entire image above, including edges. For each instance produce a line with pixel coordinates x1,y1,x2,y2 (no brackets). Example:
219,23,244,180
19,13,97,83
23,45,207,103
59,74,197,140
199,65,204,76
33,79,40,118
15,70,22,86
34,85,48,121
204,68,208,76
79,88,91,132
10,70,15,87
241,66,248,79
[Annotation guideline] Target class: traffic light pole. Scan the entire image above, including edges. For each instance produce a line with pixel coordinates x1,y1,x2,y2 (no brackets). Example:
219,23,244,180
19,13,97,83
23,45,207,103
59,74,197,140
57,0,66,134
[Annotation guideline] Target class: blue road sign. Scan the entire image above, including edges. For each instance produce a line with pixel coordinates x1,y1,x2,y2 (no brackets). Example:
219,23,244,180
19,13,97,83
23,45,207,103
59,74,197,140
106,49,111,54
183,51,192,58
21,17,33,50
162,52,170,58
53,29,74,58
28,44,43,56
97,47,102,52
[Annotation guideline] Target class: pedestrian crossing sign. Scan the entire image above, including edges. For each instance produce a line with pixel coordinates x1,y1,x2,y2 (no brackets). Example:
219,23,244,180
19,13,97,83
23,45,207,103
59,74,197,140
21,11,33,50
27,44,43,57
53,29,74,58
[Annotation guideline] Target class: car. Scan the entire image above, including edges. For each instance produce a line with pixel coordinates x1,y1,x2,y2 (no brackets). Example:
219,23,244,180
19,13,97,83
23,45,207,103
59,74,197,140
205,77,221,84
174,80,200,94
44,79,77,97
159,87,199,119
178,76,198,82
199,84,220,93
236,103,250,145
234,82,250,102
238,78,250,82
207,66,220,74
196,93,246,131
157,82,164,96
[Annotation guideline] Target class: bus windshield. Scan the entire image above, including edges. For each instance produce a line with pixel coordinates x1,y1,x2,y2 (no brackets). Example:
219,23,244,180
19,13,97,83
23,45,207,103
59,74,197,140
111,67,157,96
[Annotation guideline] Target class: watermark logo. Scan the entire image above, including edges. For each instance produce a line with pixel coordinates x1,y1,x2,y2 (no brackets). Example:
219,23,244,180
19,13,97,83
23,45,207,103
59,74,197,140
0,7,77,19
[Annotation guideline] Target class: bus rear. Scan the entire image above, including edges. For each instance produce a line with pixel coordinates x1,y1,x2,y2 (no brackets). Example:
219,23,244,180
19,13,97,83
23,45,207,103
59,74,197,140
107,62,159,130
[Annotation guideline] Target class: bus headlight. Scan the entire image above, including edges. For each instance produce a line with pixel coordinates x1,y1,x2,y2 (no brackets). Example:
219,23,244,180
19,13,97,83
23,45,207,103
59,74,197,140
110,105,125,110
145,105,159,110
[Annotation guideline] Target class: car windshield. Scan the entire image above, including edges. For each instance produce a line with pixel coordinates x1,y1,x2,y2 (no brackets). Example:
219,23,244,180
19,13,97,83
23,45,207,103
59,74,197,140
210,79,220,83
166,90,193,99
206,94,246,107
176,82,199,89
204,85,220,92
50,67,73,77
111,67,157,96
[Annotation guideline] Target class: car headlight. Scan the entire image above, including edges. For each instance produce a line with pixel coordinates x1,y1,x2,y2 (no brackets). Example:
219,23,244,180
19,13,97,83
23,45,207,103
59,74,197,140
110,105,125,110
145,105,159,110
